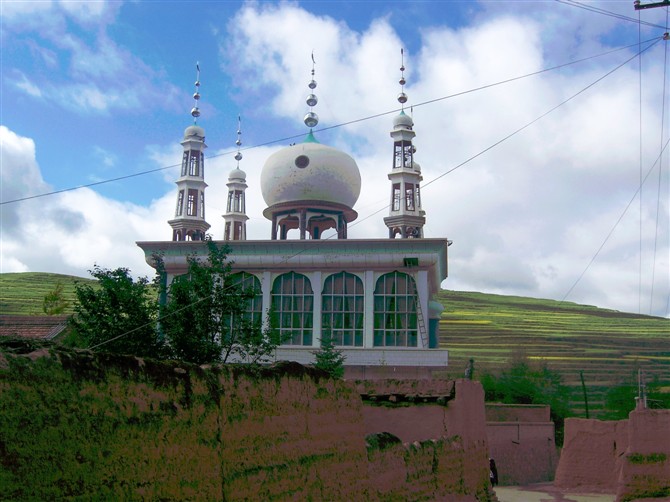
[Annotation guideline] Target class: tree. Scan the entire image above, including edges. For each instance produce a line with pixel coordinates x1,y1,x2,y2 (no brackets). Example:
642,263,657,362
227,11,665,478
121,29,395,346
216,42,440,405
603,373,670,420
157,238,284,365
480,355,571,444
68,266,163,357
313,334,346,378
43,282,69,315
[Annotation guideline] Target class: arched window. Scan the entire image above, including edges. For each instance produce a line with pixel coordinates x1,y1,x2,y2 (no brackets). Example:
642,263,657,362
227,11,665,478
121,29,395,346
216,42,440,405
228,272,263,326
373,271,418,347
322,272,364,347
271,272,313,346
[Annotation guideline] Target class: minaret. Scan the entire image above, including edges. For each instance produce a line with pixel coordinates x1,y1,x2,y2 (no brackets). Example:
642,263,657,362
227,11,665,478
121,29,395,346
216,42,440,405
383,49,425,238
168,63,210,241
223,116,248,240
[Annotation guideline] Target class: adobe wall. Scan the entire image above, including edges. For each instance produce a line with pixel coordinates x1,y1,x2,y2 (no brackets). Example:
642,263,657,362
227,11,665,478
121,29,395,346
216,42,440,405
0,342,495,501
485,403,551,422
554,409,670,501
487,422,558,485
485,404,558,485
360,379,493,500
616,409,670,502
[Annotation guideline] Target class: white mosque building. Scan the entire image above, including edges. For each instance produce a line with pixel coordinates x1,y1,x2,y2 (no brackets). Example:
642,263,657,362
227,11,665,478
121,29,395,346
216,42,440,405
137,55,450,378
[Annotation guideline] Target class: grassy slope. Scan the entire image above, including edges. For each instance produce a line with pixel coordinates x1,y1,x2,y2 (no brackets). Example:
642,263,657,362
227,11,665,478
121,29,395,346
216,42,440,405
437,290,669,416
2,272,668,415
0,272,93,315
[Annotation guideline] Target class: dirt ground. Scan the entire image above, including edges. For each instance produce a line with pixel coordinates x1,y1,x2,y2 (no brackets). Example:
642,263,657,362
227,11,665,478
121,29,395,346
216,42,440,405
494,483,615,502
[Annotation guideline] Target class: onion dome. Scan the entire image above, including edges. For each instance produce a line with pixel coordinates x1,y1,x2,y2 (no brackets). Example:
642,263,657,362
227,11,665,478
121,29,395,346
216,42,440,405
261,139,361,209
184,124,205,139
393,110,414,130
228,166,246,181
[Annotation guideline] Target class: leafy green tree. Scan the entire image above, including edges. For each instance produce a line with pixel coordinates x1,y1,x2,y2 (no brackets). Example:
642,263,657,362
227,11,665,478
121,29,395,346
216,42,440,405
603,374,670,420
480,355,571,444
157,238,284,365
313,334,346,378
68,266,163,357
42,282,69,315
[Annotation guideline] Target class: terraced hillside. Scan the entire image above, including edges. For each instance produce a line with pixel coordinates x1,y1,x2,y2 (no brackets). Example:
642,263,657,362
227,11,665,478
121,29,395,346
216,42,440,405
0,272,92,315
437,290,669,417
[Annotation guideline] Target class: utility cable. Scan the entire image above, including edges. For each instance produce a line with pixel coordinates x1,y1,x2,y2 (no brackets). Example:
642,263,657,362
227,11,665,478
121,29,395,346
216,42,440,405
0,37,660,206
649,6,670,314
555,0,669,30
562,138,670,304
89,38,663,349
639,8,644,314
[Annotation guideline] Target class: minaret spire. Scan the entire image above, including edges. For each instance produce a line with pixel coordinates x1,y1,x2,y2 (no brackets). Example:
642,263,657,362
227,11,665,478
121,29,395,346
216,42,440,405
223,115,249,241
383,48,426,239
303,51,319,137
168,62,211,241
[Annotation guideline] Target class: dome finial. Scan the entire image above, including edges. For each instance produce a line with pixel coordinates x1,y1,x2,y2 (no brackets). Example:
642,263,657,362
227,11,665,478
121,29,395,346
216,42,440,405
235,115,243,167
191,62,201,124
304,51,319,131
398,48,408,110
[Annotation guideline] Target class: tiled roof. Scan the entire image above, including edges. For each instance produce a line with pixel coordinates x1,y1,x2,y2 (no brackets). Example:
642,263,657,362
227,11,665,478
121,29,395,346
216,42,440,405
0,315,70,340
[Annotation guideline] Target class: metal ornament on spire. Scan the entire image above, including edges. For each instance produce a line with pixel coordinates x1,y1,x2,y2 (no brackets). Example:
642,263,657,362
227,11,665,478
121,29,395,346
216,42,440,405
398,48,408,110
191,62,201,123
235,115,243,166
304,51,319,130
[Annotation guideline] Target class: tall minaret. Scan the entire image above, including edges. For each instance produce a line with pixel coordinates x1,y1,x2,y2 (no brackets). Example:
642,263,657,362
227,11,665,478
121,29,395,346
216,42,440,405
168,63,210,241
223,116,248,241
383,49,425,239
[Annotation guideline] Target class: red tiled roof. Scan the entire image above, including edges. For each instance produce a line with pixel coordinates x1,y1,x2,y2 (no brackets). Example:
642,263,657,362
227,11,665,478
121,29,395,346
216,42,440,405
0,315,70,340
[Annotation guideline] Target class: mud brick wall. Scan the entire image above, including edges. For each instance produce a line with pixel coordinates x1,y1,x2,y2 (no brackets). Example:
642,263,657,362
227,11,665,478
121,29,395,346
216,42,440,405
217,367,371,500
555,409,670,500
362,379,493,501
0,347,225,500
0,342,495,501
616,409,670,502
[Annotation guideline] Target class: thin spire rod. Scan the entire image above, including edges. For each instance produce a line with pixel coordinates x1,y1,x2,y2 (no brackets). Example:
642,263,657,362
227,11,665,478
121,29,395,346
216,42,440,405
398,48,408,110
191,62,201,124
304,51,319,131
235,115,243,167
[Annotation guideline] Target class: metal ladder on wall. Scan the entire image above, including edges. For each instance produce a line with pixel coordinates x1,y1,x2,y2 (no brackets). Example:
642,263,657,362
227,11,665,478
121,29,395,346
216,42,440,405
415,292,429,348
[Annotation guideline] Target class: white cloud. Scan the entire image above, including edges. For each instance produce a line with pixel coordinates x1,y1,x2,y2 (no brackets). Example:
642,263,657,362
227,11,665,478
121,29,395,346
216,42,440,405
0,126,169,278
2,3,667,318
220,3,669,316
13,70,43,98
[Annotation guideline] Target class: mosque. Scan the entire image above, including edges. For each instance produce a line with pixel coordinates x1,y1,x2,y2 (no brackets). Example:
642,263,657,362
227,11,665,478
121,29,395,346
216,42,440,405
137,54,451,377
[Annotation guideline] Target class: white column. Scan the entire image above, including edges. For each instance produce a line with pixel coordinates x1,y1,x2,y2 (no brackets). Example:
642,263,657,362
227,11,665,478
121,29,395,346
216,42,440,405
364,270,375,348
261,271,272,331
311,271,322,347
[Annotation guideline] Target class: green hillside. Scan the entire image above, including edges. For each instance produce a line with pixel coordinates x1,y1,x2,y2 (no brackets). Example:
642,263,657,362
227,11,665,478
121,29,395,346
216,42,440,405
1,272,668,416
0,272,93,315
437,290,669,416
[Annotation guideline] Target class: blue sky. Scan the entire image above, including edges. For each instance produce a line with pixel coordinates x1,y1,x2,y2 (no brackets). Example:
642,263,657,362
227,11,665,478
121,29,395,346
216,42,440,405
1,0,669,317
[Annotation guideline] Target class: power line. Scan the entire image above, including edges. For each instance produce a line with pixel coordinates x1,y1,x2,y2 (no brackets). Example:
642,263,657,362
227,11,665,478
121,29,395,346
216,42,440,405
89,38,663,349
555,0,669,30
649,6,669,313
562,137,670,303
1,37,660,206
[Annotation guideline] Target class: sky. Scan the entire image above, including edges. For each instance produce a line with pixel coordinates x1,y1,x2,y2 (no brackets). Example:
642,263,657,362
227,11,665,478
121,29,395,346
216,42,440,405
1,0,669,317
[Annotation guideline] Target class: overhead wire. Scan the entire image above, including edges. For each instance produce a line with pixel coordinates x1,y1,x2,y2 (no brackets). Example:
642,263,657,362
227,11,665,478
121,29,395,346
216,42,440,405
562,138,670,304
649,5,670,314
0,37,661,206
88,36,664,349
555,0,669,30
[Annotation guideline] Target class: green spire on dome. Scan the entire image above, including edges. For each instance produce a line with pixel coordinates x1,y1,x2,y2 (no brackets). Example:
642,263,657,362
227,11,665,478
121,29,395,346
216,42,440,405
303,130,320,143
